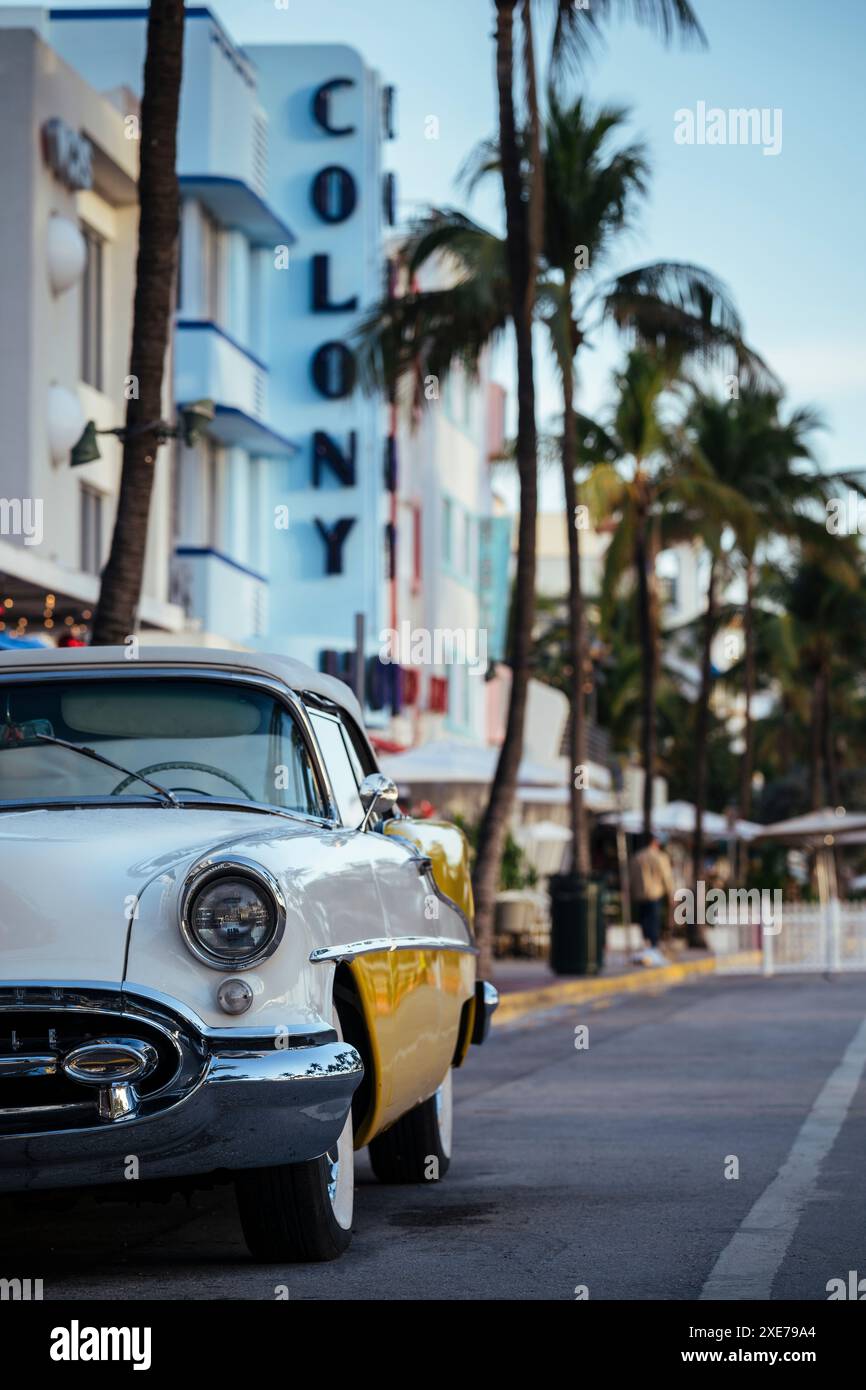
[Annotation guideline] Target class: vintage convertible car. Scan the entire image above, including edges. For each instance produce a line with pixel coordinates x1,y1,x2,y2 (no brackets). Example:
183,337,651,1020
0,646,497,1260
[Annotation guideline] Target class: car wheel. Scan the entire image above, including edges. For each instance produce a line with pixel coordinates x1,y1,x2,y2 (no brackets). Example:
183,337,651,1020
368,1067,453,1184
235,1016,355,1262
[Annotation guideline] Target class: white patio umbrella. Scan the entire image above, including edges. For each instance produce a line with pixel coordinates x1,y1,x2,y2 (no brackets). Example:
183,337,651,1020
753,806,866,843
379,739,562,788
514,820,571,876
601,800,730,840
753,807,866,953
515,784,617,812
736,819,765,841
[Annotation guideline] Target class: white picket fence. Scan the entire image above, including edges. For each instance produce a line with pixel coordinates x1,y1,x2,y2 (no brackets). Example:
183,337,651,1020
709,900,866,975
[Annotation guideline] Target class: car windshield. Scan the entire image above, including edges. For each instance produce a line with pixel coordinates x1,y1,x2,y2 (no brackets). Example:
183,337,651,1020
0,677,326,815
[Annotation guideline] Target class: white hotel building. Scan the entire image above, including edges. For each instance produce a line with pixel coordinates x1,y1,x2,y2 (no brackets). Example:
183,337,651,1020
0,6,508,743
0,11,180,642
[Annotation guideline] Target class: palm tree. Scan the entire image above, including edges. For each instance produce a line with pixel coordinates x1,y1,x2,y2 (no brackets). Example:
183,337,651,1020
363,0,709,968
581,350,752,848
460,0,544,976
683,387,828,882
530,94,649,878
378,108,762,888
766,541,866,811
91,1,185,645
476,0,708,962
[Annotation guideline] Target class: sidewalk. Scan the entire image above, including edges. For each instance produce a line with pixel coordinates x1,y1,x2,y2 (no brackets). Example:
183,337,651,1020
491,946,760,1024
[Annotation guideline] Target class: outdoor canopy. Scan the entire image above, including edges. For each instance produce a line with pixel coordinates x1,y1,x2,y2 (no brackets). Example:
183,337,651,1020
380,739,574,788
601,799,757,840
753,807,866,844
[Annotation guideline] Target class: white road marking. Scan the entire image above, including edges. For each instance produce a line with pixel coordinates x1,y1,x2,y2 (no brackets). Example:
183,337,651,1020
700,1015,866,1300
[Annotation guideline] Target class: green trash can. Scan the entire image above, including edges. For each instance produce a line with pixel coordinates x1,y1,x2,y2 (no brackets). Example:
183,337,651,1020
548,873,606,976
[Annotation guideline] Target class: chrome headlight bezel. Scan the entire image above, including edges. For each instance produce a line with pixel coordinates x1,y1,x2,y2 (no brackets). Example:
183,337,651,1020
179,855,287,971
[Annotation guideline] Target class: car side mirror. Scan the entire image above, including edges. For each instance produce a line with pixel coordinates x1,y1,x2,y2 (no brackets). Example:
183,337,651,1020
358,773,398,831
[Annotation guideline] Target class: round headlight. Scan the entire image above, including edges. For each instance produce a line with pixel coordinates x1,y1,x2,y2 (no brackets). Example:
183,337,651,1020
181,861,285,969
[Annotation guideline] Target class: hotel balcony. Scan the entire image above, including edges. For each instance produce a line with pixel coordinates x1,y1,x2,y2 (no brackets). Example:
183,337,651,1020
173,547,269,646
175,321,297,459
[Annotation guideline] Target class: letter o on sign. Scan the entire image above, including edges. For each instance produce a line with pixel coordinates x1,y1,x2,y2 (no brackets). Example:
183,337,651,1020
311,166,357,224
312,342,356,399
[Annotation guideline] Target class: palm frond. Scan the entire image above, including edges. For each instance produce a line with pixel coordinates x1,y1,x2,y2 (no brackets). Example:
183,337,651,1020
600,261,777,387
549,0,706,76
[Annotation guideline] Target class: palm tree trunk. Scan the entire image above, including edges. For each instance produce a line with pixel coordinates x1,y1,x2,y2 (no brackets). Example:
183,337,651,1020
634,488,658,837
472,0,540,977
91,0,185,645
691,553,717,943
809,667,825,811
736,555,756,881
738,556,756,819
823,665,843,893
561,362,589,875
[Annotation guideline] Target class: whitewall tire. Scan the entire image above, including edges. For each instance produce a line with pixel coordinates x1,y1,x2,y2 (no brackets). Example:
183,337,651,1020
235,1011,354,1261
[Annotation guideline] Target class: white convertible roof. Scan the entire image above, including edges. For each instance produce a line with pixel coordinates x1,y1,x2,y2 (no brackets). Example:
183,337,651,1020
0,645,366,726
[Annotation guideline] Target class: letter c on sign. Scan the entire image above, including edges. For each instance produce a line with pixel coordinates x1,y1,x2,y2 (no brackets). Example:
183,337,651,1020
312,78,356,137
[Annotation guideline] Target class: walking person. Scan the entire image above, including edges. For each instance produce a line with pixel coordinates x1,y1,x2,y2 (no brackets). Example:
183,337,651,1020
630,832,674,966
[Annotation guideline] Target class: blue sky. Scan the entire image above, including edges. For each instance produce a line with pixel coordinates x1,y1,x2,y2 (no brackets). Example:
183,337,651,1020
35,0,866,503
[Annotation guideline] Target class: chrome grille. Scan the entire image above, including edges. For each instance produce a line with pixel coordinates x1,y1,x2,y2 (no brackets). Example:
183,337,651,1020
0,990,194,1136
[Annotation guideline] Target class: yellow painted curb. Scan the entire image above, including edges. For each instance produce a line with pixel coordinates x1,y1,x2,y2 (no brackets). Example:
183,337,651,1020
493,950,761,1025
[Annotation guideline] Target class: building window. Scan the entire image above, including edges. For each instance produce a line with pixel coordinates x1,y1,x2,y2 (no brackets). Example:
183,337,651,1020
203,442,223,548
247,457,261,563
80,484,104,575
442,497,453,564
200,206,223,322
412,504,422,592
80,225,104,391
657,551,680,609
463,513,474,579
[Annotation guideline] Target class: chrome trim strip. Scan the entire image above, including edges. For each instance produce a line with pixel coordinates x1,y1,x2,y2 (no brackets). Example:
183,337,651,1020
472,980,499,1045
310,935,479,965
0,981,337,1048
0,1054,57,1077
178,853,288,971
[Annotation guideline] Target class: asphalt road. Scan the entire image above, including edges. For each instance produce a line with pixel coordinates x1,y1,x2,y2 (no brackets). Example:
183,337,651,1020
3,972,866,1301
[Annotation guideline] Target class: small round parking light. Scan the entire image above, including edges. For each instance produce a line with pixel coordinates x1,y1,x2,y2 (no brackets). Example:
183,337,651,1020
217,977,254,1016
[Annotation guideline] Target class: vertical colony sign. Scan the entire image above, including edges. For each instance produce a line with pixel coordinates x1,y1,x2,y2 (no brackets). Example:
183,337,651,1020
250,45,392,672
310,76,359,577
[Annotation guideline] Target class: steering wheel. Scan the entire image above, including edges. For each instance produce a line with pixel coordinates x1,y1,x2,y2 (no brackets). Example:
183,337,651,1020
110,760,255,800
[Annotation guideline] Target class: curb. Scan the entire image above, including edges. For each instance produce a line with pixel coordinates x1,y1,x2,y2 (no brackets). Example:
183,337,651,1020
493,950,761,1025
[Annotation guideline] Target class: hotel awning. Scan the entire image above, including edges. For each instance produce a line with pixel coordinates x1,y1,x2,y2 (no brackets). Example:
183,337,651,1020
179,176,295,249
203,405,299,459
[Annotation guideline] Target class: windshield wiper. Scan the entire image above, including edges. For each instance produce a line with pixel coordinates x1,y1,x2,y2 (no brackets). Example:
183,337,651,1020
34,733,180,807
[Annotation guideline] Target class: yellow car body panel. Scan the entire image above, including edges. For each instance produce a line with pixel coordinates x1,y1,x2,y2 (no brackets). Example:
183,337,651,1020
351,818,476,1146
385,818,476,924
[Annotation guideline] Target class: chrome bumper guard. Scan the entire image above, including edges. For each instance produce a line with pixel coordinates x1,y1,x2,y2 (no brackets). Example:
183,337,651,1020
0,983,363,1194
471,980,499,1044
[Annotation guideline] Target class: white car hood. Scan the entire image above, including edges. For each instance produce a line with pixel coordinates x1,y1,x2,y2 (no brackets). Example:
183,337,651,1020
0,805,291,981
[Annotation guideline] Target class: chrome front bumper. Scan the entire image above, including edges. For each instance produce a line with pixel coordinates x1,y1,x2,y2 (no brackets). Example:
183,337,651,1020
0,983,364,1194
